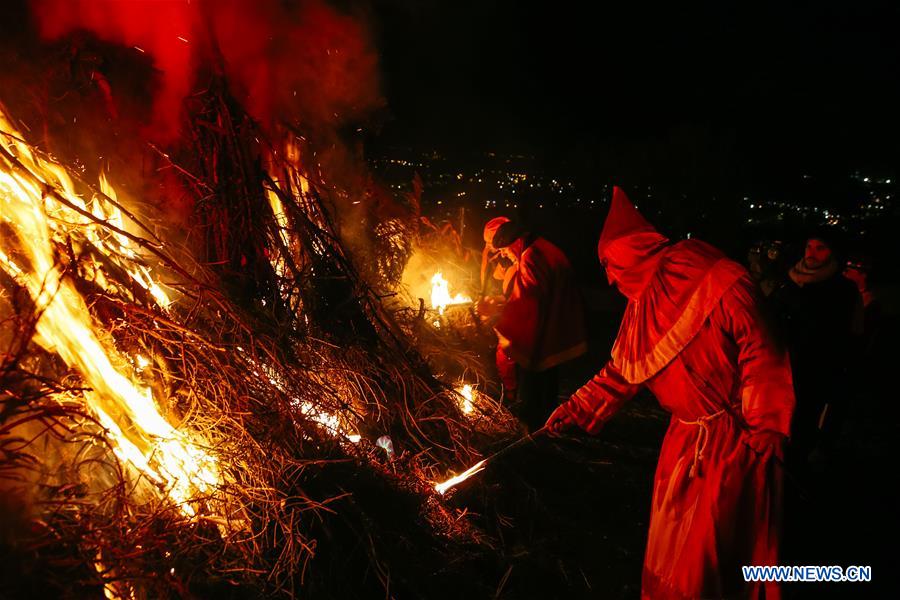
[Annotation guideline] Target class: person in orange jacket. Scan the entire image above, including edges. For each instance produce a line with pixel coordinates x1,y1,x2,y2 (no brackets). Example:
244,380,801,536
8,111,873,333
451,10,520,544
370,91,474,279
480,217,518,397
479,218,587,431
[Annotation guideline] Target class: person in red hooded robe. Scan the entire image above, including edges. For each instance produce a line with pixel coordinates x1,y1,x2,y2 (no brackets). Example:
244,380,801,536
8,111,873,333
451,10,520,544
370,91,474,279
479,219,588,430
546,187,795,599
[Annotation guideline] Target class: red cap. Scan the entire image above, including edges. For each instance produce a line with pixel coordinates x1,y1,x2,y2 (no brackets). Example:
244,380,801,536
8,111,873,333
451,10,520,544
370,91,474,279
481,216,512,288
483,216,511,245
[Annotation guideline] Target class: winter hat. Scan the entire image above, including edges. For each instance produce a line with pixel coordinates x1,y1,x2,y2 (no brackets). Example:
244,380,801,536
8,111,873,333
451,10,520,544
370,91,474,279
491,220,527,248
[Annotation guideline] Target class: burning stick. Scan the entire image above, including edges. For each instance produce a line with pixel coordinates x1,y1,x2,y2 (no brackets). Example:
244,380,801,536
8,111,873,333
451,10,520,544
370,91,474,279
434,426,547,495
434,459,488,495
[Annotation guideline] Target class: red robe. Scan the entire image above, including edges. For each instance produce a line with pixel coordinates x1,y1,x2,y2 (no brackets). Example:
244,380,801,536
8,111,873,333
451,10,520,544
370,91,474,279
562,188,794,599
494,235,588,372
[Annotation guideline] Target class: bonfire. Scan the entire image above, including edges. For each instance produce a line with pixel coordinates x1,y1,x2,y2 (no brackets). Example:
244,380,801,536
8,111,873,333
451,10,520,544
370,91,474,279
0,3,525,598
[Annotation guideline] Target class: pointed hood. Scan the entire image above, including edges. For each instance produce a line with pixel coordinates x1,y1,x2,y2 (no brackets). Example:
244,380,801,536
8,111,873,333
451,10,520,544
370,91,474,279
593,187,748,383
597,187,670,300
597,186,658,254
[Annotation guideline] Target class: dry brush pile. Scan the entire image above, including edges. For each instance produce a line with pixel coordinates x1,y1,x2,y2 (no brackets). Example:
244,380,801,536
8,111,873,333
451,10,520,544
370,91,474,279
0,81,517,599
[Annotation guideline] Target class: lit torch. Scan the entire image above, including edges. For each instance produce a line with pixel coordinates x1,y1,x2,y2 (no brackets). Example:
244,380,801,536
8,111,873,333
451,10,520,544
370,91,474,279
433,426,547,495
434,459,486,495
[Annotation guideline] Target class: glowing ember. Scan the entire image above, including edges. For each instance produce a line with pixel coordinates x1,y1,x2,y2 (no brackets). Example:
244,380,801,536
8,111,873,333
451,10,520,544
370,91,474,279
299,401,361,444
0,108,219,516
456,383,475,414
430,272,471,315
94,550,122,600
434,459,487,495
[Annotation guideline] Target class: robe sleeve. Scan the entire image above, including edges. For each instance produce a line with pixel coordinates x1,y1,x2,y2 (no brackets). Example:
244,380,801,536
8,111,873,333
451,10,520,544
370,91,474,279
562,360,641,434
720,280,795,436
494,250,548,369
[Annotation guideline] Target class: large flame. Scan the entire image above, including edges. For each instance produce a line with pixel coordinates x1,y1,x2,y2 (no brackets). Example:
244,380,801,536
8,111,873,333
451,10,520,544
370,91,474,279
0,108,220,516
434,459,486,495
430,272,471,315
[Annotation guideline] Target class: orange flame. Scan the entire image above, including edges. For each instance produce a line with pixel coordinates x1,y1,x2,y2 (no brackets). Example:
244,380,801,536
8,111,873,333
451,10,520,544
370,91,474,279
430,272,471,315
434,459,487,495
0,107,220,516
455,383,475,414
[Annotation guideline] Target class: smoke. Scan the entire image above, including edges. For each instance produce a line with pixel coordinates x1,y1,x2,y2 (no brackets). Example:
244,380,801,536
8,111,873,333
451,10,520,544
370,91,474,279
29,0,384,140
15,0,393,258
31,0,195,141
210,0,384,132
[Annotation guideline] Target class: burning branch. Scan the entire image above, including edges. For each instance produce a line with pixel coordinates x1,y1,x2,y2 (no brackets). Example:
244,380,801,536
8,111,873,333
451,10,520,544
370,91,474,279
1,108,222,517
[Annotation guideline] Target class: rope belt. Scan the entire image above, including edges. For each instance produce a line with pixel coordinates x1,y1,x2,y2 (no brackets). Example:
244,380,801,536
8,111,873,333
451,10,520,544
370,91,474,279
678,408,728,478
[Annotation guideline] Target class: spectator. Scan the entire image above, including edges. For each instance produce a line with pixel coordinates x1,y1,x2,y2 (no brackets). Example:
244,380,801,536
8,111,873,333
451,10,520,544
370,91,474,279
748,240,787,297
772,232,863,468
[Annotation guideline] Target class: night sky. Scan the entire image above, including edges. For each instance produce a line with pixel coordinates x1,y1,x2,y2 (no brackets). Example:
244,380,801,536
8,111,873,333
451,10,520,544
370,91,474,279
371,0,900,191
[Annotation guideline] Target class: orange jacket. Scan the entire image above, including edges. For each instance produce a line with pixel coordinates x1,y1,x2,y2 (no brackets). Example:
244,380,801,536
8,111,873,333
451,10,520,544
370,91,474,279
494,235,588,372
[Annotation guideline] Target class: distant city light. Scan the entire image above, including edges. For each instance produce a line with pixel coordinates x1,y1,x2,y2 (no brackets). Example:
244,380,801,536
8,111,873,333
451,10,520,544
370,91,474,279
374,151,892,230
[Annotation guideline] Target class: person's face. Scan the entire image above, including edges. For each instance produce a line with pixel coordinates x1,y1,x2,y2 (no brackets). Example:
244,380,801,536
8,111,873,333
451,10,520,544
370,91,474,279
803,239,832,269
499,246,517,263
